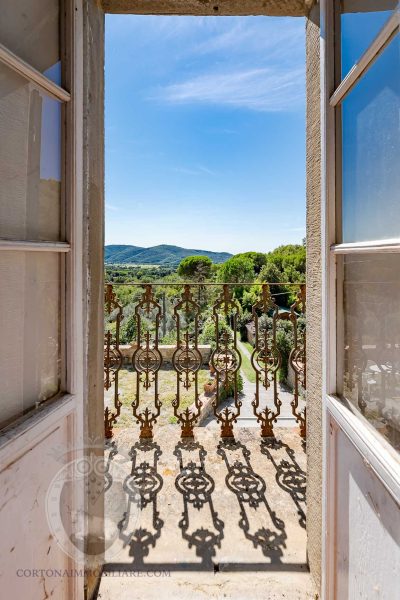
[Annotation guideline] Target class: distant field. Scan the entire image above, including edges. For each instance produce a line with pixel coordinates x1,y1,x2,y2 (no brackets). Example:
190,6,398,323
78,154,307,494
108,263,163,268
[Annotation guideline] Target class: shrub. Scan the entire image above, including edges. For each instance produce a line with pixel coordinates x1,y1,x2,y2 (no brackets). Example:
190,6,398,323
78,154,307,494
199,316,232,349
276,326,293,384
160,330,177,345
120,314,136,345
219,373,244,402
237,310,253,341
258,315,295,384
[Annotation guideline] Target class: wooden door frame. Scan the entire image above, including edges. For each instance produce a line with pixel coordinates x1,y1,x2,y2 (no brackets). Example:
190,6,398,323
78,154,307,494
83,2,320,598
0,2,86,599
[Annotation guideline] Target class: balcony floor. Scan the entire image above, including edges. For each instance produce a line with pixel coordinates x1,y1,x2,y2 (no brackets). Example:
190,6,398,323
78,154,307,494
96,425,315,599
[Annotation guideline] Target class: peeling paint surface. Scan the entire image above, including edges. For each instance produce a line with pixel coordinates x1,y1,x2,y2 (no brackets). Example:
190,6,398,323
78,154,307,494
336,430,400,599
0,420,75,599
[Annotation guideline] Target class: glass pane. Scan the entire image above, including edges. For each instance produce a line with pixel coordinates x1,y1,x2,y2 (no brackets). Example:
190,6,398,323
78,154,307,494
0,0,60,83
342,253,400,452
341,35,400,243
0,251,61,429
0,61,62,241
341,1,397,78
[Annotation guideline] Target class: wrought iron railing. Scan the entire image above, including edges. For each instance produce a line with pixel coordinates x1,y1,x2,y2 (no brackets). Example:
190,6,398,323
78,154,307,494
104,282,306,441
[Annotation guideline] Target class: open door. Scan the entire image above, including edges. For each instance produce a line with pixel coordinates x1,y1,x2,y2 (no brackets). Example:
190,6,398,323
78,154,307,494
0,2,86,598
321,1,400,597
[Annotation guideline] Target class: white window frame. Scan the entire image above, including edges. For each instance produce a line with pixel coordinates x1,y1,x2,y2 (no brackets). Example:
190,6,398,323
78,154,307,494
0,4,84,595
0,1,84,440
321,2,400,597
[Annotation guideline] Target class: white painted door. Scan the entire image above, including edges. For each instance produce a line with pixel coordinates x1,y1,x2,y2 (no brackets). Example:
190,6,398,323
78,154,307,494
0,2,85,598
321,2,400,598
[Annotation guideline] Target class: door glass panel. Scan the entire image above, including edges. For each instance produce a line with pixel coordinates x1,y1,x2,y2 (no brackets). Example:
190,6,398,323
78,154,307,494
342,253,400,452
0,251,61,430
0,61,62,241
341,35,400,243
341,1,397,78
0,0,60,83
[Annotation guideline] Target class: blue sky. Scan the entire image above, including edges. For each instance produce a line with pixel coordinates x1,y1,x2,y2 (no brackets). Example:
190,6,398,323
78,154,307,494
105,16,306,254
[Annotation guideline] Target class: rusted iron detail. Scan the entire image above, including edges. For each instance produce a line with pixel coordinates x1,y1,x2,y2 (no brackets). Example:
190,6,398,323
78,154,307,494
251,285,282,439
131,285,163,439
104,283,124,439
211,285,242,439
103,282,308,441
289,284,307,438
172,285,203,438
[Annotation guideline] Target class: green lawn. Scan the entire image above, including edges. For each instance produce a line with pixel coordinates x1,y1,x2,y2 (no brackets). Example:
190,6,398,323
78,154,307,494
242,341,254,355
104,366,210,428
238,342,256,383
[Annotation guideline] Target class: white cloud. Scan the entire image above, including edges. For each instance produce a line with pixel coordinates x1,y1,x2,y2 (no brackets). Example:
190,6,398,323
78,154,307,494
171,166,198,175
191,19,303,61
107,15,305,113
157,67,304,112
197,164,215,175
171,164,216,176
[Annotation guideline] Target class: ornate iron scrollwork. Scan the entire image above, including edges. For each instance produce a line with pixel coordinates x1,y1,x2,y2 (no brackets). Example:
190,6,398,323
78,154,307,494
104,284,124,439
289,284,307,438
211,285,242,438
251,285,282,438
132,285,163,439
172,285,203,438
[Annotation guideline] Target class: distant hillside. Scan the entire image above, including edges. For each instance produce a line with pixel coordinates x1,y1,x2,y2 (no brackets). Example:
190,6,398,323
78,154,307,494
105,244,233,265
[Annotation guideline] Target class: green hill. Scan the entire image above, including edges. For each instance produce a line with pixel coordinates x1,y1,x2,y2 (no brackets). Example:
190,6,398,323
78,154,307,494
105,244,232,265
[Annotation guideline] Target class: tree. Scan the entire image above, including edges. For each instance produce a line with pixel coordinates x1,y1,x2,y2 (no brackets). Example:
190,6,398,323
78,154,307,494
258,262,289,306
267,244,306,276
177,255,213,281
258,262,282,284
218,255,255,301
258,245,306,308
234,252,267,274
218,255,254,284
